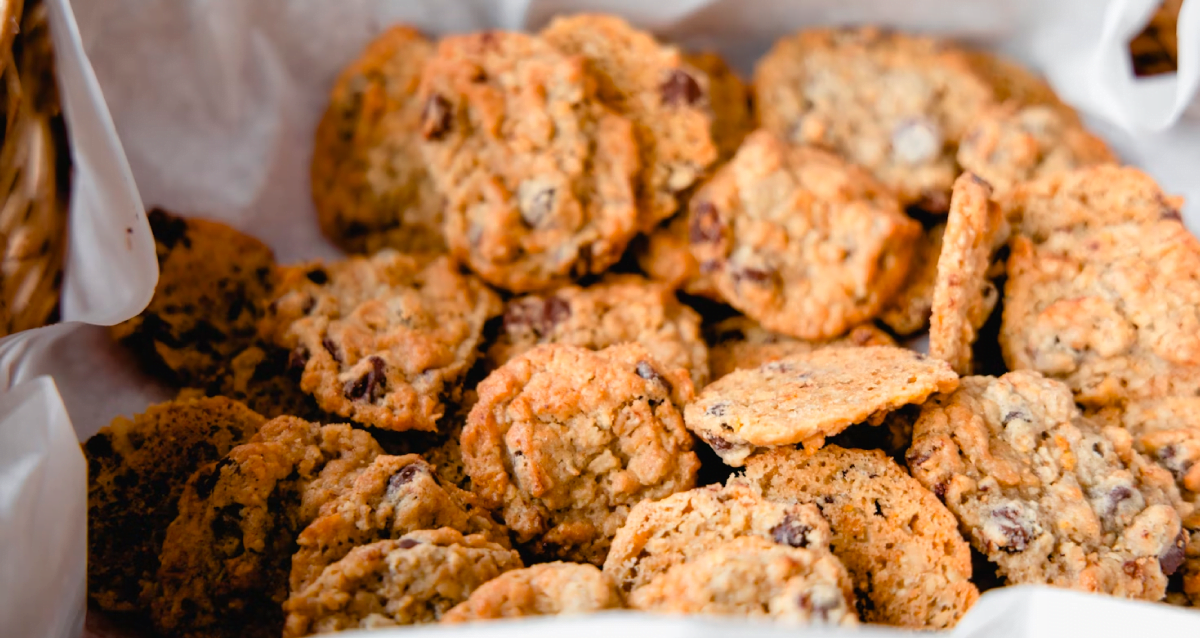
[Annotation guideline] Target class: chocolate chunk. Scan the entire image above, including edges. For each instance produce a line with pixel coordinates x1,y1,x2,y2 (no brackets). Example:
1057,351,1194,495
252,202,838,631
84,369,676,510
396,538,420,550
421,95,452,140
1160,530,1187,576
387,463,427,497
305,268,329,285
1001,411,1028,424
992,506,1032,552
322,337,342,364
660,69,702,106
732,265,776,285
905,447,933,467
1106,485,1134,516
933,482,948,499
147,208,190,250
635,361,667,387
703,434,734,452
503,296,571,338
344,356,388,401
770,515,813,548
689,201,723,244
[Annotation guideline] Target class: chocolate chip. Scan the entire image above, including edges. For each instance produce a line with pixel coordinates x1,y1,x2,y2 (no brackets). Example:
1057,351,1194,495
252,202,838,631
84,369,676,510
771,515,813,548
344,356,388,401
933,482,948,498
906,447,932,467
305,268,329,284
147,208,189,250
992,506,1032,552
660,69,702,106
1160,530,1187,576
387,463,427,496
322,337,342,364
396,538,419,550
421,95,452,140
503,296,571,338
873,500,885,517
1107,485,1134,516
689,201,723,244
635,361,666,386
705,402,728,417
287,347,309,376
703,434,734,452
891,118,943,165
1157,193,1183,221
732,265,776,285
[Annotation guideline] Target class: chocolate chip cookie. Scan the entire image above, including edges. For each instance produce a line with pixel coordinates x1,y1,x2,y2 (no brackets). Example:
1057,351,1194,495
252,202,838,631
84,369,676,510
261,251,500,432
906,371,1187,599
686,130,921,340
487,274,710,387
957,104,1116,196
879,224,944,336
283,530,523,636
1001,168,1200,406
685,345,959,466
542,15,719,231
417,31,639,292
741,446,978,629
930,173,1009,375
603,483,832,596
289,454,508,596
463,343,700,564
85,398,265,613
112,208,276,386
442,562,621,622
627,536,858,625
153,417,382,638
754,27,994,212
705,316,895,382
311,25,444,255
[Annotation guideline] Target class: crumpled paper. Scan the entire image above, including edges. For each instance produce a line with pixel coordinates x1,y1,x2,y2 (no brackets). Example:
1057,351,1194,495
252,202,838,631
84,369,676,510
3,0,1200,636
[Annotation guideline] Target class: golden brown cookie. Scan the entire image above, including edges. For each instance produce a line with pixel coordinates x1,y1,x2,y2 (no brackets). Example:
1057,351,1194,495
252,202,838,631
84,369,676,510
261,251,500,432
685,346,959,465
442,562,621,623
705,316,895,382
310,26,444,254
742,446,978,629
463,343,699,564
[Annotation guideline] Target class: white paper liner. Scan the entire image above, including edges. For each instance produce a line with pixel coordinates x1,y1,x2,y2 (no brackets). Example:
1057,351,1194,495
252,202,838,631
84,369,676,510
3,1,1200,636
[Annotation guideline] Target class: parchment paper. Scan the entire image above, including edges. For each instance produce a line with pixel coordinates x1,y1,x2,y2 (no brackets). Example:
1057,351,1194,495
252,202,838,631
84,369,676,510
3,0,1200,636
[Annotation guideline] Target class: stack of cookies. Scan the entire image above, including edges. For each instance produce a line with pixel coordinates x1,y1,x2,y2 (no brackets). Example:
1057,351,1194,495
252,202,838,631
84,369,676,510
85,14,1199,638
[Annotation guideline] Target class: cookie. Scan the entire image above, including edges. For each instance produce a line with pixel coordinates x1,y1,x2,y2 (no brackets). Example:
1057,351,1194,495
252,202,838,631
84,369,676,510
635,212,722,299
961,49,1074,115
628,536,857,625
191,345,329,421
84,398,265,612
682,50,754,161
542,15,719,231
487,274,710,388
261,251,500,432
310,25,445,255
957,104,1116,196
442,562,621,622
686,130,921,340
1000,169,1200,406
112,209,276,386
153,417,382,638
417,31,639,292
905,371,1187,599
879,224,944,336
930,173,1009,375
705,316,895,382
463,343,699,563
754,27,994,212
741,446,979,629
282,529,523,636
685,345,959,466
603,483,832,596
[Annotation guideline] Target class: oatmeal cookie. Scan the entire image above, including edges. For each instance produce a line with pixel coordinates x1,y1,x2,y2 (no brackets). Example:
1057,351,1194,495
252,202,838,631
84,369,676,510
957,104,1115,196
112,209,276,386
686,130,920,340
289,454,508,595
542,15,719,231
487,274,710,387
879,224,944,336
442,562,620,622
261,251,500,432
930,173,1009,375
417,31,638,292
463,343,699,564
153,418,381,638
1001,176,1200,405
742,446,978,629
905,371,1187,599
754,27,994,211
603,483,832,596
705,316,895,382
683,50,754,161
84,398,265,612
628,536,857,625
283,530,523,636
685,346,959,466
635,213,722,299
311,25,444,255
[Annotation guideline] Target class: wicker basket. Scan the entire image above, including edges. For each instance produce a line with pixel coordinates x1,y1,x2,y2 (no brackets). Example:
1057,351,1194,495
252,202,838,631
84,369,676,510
0,0,70,337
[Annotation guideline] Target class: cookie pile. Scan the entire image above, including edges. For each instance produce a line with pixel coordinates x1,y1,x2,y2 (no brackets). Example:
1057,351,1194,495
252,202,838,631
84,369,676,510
86,15,1199,638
